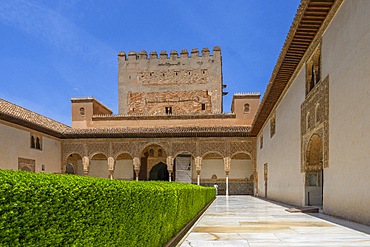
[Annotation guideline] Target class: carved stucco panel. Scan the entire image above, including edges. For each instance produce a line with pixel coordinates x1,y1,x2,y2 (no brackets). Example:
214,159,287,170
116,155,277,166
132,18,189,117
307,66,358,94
88,142,109,158
63,142,84,161
171,141,197,157
301,76,329,172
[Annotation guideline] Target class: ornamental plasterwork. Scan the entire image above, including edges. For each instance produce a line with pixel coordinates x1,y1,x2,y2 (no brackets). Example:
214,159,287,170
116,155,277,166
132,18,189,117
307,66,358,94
63,141,84,161
171,142,197,157
112,142,135,159
199,141,227,157
88,142,109,159
62,137,256,170
301,75,329,172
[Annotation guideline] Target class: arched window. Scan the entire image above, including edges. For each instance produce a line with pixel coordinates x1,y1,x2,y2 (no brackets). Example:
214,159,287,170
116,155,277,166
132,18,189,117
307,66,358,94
158,149,163,157
306,112,311,131
66,163,75,174
244,103,250,113
79,107,85,116
36,137,41,150
30,135,35,148
270,115,276,138
315,104,320,124
149,149,154,157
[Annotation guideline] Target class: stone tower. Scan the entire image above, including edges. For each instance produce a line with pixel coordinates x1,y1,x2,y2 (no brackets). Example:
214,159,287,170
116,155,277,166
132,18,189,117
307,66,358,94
118,46,224,115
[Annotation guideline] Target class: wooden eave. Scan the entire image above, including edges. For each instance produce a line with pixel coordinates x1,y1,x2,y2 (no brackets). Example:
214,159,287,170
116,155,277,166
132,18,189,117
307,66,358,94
250,0,335,136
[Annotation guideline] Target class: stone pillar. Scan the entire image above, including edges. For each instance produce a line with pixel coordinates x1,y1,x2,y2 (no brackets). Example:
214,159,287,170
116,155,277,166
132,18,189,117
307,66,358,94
133,157,140,181
195,156,202,186
82,156,90,176
108,156,115,180
166,156,174,182
224,157,231,196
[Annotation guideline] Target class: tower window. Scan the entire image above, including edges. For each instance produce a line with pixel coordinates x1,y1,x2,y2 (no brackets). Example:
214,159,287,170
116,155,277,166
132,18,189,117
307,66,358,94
201,104,206,111
244,103,250,113
165,107,172,115
79,107,85,116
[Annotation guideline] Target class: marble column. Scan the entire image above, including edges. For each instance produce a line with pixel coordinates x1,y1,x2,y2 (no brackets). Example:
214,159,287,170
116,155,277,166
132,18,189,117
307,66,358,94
133,157,140,181
82,156,90,176
224,157,231,196
166,156,174,182
195,156,202,186
108,156,115,180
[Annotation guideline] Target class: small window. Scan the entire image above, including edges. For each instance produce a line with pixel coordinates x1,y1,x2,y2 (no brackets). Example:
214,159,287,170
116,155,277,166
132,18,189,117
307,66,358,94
41,164,45,172
165,107,172,115
36,137,41,150
244,103,250,113
31,135,35,148
270,115,276,138
306,112,311,131
315,104,320,124
201,103,206,111
260,134,263,149
149,149,154,157
80,107,85,116
158,149,163,157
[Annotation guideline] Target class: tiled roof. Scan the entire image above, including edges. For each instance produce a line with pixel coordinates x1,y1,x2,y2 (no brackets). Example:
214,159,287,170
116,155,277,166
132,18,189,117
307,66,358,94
0,98,70,137
0,98,250,138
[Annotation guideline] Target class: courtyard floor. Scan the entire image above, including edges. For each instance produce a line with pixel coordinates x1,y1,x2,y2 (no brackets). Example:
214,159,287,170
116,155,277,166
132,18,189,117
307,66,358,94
178,196,370,247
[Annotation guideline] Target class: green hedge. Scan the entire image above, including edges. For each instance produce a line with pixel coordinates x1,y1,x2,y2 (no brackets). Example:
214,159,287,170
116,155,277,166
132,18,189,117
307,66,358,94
0,170,215,246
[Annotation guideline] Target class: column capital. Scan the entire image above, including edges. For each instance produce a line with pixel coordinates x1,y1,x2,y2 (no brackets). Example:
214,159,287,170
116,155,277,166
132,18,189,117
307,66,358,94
133,157,141,171
166,156,174,171
223,156,231,172
108,156,115,171
195,156,202,171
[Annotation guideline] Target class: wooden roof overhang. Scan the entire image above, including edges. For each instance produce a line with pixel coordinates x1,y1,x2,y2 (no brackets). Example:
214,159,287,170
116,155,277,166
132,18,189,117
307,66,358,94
250,0,335,136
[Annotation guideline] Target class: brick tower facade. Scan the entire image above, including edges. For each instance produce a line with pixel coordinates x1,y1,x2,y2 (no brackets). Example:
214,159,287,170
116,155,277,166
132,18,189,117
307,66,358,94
118,46,224,115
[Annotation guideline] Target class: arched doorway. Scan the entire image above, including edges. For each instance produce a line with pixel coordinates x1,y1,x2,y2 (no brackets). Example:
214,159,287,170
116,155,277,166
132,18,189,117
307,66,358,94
305,134,323,207
140,144,167,180
65,163,75,174
230,152,254,195
149,162,169,181
66,153,83,175
174,152,194,183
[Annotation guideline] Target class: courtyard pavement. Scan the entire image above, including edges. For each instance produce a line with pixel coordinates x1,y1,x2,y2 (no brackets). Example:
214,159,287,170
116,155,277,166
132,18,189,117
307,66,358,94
178,196,370,247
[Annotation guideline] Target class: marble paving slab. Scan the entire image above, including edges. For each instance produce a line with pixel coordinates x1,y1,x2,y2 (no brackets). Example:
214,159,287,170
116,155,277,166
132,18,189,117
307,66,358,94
178,196,370,247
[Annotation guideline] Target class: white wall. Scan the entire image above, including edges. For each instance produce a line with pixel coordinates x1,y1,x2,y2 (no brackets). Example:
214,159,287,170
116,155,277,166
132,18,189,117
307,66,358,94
322,0,370,225
89,159,109,178
230,159,253,179
0,121,61,173
115,159,134,180
201,159,225,179
257,68,306,206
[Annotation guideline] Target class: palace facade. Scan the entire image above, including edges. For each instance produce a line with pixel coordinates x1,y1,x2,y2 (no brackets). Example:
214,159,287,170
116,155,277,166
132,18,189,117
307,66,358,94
0,0,369,225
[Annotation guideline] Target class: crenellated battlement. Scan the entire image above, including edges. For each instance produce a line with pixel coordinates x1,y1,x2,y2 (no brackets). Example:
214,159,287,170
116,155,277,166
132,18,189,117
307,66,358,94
118,46,221,61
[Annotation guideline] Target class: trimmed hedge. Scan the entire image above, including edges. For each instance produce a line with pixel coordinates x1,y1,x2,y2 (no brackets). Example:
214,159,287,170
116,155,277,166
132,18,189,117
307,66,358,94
0,170,215,246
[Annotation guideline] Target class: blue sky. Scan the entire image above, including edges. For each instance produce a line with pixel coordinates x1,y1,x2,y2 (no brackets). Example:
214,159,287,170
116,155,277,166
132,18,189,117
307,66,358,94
0,0,300,126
